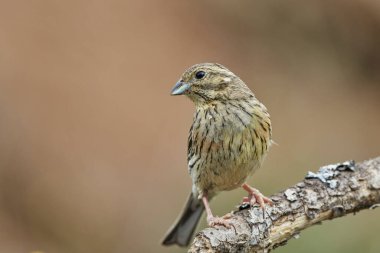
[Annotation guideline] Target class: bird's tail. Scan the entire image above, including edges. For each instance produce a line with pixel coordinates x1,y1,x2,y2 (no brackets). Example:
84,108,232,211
161,192,204,247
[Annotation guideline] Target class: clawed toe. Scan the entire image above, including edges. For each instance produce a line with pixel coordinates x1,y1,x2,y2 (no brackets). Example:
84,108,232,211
242,197,250,203
207,216,232,228
261,195,273,206
249,192,273,208
241,183,273,208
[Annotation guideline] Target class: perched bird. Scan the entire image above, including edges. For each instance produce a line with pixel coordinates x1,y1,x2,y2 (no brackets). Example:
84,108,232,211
162,63,273,247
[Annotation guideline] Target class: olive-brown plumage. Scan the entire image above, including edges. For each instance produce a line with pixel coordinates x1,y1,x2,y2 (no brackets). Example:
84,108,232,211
162,63,273,247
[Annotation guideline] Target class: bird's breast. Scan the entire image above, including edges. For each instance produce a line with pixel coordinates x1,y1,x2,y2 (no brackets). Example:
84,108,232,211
187,101,271,196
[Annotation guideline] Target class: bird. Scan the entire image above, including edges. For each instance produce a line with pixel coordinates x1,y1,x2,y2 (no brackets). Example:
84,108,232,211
162,63,273,247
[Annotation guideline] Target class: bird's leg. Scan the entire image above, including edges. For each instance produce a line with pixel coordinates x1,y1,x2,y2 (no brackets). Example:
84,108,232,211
241,183,273,208
201,194,231,228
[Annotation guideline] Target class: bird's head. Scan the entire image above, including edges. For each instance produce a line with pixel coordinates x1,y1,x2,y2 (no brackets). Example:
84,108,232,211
171,63,253,105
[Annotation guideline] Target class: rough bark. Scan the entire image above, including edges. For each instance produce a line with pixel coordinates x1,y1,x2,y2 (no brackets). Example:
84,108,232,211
189,157,380,253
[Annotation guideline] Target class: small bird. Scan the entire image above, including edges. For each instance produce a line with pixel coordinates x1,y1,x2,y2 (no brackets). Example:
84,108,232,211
162,63,273,247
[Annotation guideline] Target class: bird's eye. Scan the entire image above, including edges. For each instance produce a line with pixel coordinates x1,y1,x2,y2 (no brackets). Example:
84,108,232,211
195,71,206,79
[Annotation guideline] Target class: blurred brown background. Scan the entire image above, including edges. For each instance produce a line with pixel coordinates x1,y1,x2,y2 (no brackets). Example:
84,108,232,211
0,0,379,252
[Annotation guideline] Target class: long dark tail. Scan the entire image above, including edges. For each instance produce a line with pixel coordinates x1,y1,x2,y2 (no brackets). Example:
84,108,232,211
161,192,204,247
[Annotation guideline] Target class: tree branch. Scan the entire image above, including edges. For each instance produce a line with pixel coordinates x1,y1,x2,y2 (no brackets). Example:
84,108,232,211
189,157,380,253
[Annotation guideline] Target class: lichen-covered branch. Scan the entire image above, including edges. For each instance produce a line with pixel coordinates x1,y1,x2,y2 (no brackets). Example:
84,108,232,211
189,157,380,253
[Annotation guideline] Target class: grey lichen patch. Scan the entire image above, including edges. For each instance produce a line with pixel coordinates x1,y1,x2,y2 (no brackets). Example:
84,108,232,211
270,195,282,202
249,207,266,223
296,182,305,188
300,187,324,219
328,180,338,189
303,189,321,209
203,223,249,249
249,230,259,245
265,203,283,221
290,199,304,210
248,207,273,247
369,171,380,189
202,228,222,247
348,178,360,190
273,200,293,219
305,160,355,189
284,188,298,202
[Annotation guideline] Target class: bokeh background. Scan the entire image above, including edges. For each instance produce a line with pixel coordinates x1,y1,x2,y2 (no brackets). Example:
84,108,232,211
0,0,379,252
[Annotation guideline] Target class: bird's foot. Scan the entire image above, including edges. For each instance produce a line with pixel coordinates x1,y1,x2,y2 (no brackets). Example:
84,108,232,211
202,194,232,228
207,215,232,228
242,183,273,208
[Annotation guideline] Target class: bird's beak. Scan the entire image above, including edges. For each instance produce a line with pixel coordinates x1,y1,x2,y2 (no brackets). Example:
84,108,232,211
171,81,190,96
